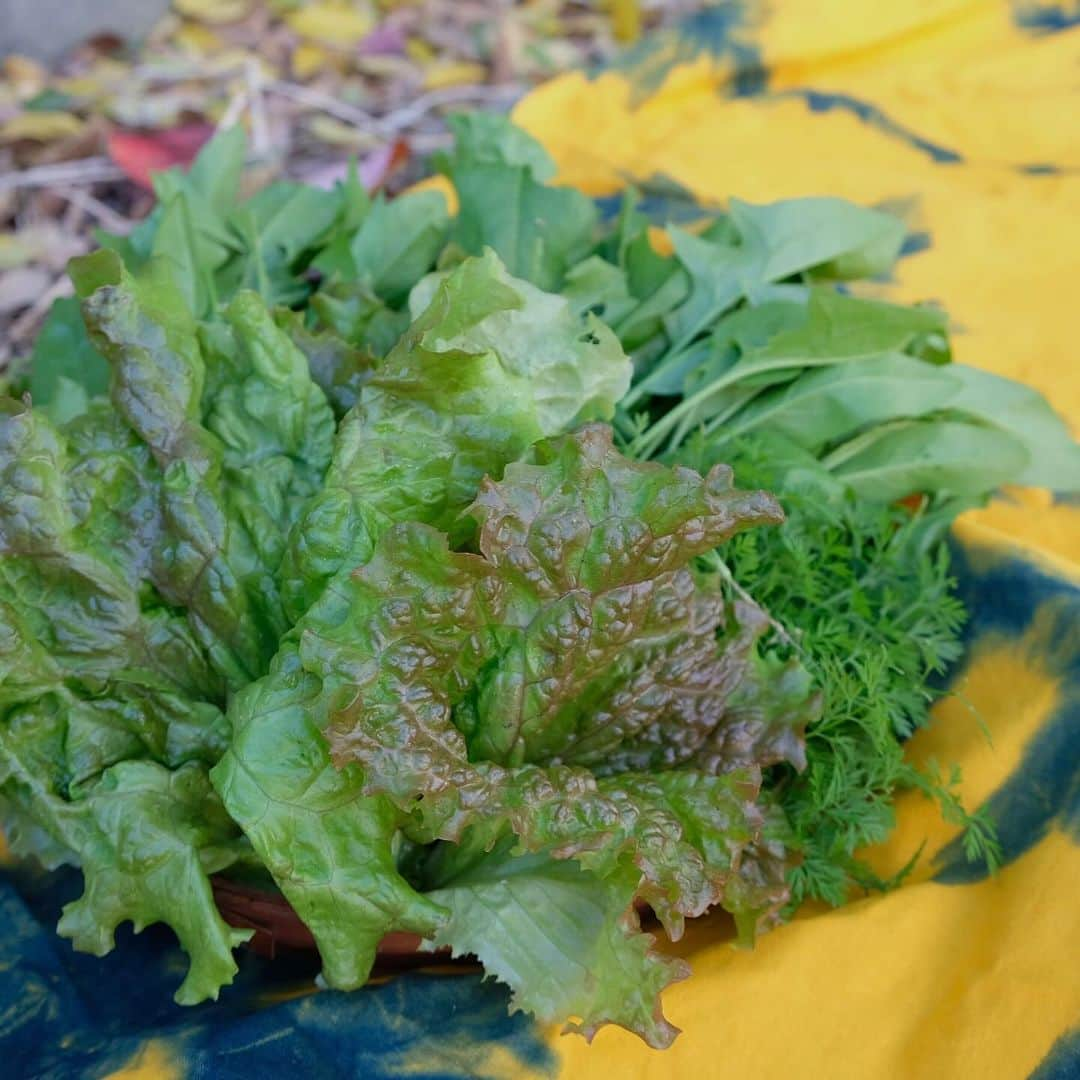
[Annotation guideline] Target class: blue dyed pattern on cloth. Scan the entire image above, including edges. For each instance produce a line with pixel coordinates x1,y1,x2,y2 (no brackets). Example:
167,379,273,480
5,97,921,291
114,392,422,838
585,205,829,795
3,5,1080,1078
1,861,554,1078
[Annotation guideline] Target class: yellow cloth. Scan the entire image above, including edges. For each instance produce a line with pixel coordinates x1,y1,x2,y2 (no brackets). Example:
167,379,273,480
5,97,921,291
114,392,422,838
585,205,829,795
511,3,1080,1077
3,6,1078,1079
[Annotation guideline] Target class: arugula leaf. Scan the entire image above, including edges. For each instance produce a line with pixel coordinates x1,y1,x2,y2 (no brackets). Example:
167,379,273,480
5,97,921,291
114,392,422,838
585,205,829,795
562,255,637,325
314,190,449,305
223,184,340,307
656,198,904,362
443,138,597,290
635,290,950,456
310,280,410,358
730,196,904,282
825,419,1031,501
181,125,247,217
273,308,376,417
944,365,1080,491
713,352,963,451
148,184,237,318
639,298,806,401
442,111,558,179
435,112,590,290
614,233,690,358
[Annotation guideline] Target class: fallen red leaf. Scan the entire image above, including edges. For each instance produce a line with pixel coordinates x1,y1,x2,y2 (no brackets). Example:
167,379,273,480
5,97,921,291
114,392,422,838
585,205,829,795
106,122,216,190
357,137,410,191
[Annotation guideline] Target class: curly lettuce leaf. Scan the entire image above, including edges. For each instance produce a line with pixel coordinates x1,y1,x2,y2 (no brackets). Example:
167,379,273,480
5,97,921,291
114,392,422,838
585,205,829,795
281,249,631,616
214,426,808,1041
72,251,281,684
423,837,687,1049
72,253,336,684
279,427,810,1040
273,308,376,418
1,703,249,1003
2,262,343,1003
326,425,797,781
0,400,221,707
210,642,447,990
215,257,633,987
0,394,250,1001
202,291,336,574
441,111,558,179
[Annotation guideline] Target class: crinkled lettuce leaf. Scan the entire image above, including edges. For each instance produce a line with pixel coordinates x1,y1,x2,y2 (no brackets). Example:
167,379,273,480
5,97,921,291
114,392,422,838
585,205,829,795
72,251,335,684
280,248,631,617
213,259,634,991
0,403,248,1001
0,711,250,1004
209,637,448,991
323,428,809,920
423,836,687,1049
221,425,812,1044
1,258,339,1003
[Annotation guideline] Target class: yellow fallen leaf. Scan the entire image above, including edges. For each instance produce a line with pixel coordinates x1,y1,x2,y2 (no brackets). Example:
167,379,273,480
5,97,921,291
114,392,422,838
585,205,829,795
307,114,381,149
173,20,225,54
409,174,457,213
55,75,108,102
354,55,415,79
3,55,47,98
405,37,435,63
172,0,252,24
422,62,488,91
0,234,33,272
292,42,330,81
647,225,674,257
205,49,277,79
286,3,374,47
0,111,85,143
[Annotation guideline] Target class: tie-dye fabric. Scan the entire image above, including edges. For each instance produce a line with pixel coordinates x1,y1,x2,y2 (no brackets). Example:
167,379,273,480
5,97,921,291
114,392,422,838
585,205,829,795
3,3,1078,1077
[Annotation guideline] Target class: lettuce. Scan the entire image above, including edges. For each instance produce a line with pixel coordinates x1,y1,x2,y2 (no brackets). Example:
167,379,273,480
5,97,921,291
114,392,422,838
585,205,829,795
214,425,812,1046
4,215,807,1041
11,112,1062,1047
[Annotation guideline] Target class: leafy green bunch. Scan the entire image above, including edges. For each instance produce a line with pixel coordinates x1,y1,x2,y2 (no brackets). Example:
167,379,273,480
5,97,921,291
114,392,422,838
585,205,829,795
1,226,816,1045
4,112,1077,1046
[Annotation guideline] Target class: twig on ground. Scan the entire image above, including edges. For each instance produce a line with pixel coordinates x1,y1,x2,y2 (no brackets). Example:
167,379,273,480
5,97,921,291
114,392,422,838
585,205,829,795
246,58,272,159
54,187,132,233
0,158,126,192
376,83,524,135
218,88,250,133
266,80,379,129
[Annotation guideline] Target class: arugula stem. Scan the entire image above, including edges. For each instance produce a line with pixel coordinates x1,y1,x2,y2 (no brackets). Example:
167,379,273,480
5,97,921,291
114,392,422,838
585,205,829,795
630,363,752,456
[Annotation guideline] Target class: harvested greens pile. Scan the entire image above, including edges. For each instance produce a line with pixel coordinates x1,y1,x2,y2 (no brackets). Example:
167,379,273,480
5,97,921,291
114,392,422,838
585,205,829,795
2,116,1077,1048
